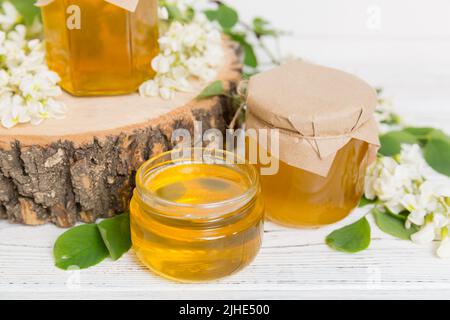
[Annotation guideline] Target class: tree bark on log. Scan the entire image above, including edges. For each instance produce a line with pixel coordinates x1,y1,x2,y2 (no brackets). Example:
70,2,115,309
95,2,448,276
0,41,242,227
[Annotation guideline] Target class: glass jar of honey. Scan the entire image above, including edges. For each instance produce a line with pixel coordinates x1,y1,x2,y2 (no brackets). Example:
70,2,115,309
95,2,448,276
245,60,380,228
130,149,264,282
39,0,159,96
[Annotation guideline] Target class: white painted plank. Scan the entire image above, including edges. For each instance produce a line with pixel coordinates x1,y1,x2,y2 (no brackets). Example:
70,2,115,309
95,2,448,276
2,207,450,300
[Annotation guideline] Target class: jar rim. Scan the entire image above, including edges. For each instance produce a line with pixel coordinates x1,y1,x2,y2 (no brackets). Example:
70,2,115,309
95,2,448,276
134,148,260,220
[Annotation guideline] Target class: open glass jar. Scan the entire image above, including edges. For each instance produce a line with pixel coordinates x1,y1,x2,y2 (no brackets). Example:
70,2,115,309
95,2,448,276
245,61,380,228
130,149,264,282
39,0,159,96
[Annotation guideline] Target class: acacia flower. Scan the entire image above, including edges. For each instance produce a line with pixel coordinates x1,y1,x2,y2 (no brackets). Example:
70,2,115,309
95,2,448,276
0,3,65,129
437,228,450,258
140,0,224,100
0,2,20,31
411,222,436,245
365,144,450,258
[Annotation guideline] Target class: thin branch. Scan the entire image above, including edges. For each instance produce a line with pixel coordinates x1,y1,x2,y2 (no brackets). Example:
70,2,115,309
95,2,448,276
228,103,245,129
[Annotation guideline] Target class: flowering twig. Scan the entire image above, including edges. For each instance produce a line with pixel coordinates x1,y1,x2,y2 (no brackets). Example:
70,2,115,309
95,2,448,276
365,144,450,258
0,2,65,129
139,0,224,100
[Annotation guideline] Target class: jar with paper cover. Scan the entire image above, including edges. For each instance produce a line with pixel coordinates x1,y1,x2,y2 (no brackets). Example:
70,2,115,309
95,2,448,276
38,0,159,96
245,61,380,228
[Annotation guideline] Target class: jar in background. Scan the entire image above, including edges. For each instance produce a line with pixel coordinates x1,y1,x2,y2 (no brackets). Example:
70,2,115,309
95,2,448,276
40,0,159,96
130,149,264,282
246,60,380,228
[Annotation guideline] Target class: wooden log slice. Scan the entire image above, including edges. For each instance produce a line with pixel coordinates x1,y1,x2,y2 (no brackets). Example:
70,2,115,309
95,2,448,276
0,40,242,227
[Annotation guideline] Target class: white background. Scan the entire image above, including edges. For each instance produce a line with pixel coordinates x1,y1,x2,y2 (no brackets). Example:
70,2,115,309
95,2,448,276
228,0,450,64
227,0,450,130
1,0,450,300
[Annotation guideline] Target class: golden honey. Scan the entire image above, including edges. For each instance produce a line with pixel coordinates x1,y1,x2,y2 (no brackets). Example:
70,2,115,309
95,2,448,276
130,150,264,282
41,0,159,96
259,139,369,228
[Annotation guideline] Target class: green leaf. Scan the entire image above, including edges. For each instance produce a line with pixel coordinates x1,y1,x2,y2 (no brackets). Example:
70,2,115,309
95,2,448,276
381,113,402,126
359,196,376,208
403,127,435,145
242,42,258,68
372,208,418,240
252,17,278,37
379,130,419,156
205,4,238,30
227,32,258,68
204,9,218,22
326,217,371,253
5,0,41,26
98,213,132,261
54,224,109,270
197,80,225,100
184,7,195,22
162,3,194,23
403,127,435,139
424,130,450,177
395,211,410,222
164,4,183,21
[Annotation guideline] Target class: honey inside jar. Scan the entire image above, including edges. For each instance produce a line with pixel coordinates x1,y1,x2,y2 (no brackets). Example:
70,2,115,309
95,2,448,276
130,150,264,282
41,0,159,96
259,139,369,228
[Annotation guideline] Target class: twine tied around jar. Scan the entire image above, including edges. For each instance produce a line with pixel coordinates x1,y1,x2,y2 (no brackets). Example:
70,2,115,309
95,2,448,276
247,108,365,141
228,80,249,130
244,60,381,177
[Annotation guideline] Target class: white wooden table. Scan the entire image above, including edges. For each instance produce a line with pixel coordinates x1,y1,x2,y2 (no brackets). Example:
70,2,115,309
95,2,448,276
2,211,450,300
2,0,450,298
0,66,450,299
1,75,449,299
0,63,450,299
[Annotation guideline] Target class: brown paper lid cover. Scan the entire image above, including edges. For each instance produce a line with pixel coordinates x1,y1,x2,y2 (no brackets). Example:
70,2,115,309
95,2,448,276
246,60,380,176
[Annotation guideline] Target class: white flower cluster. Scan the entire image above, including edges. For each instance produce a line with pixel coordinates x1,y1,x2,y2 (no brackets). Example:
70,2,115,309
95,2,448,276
139,0,224,100
0,2,65,129
0,1,20,30
365,144,450,258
